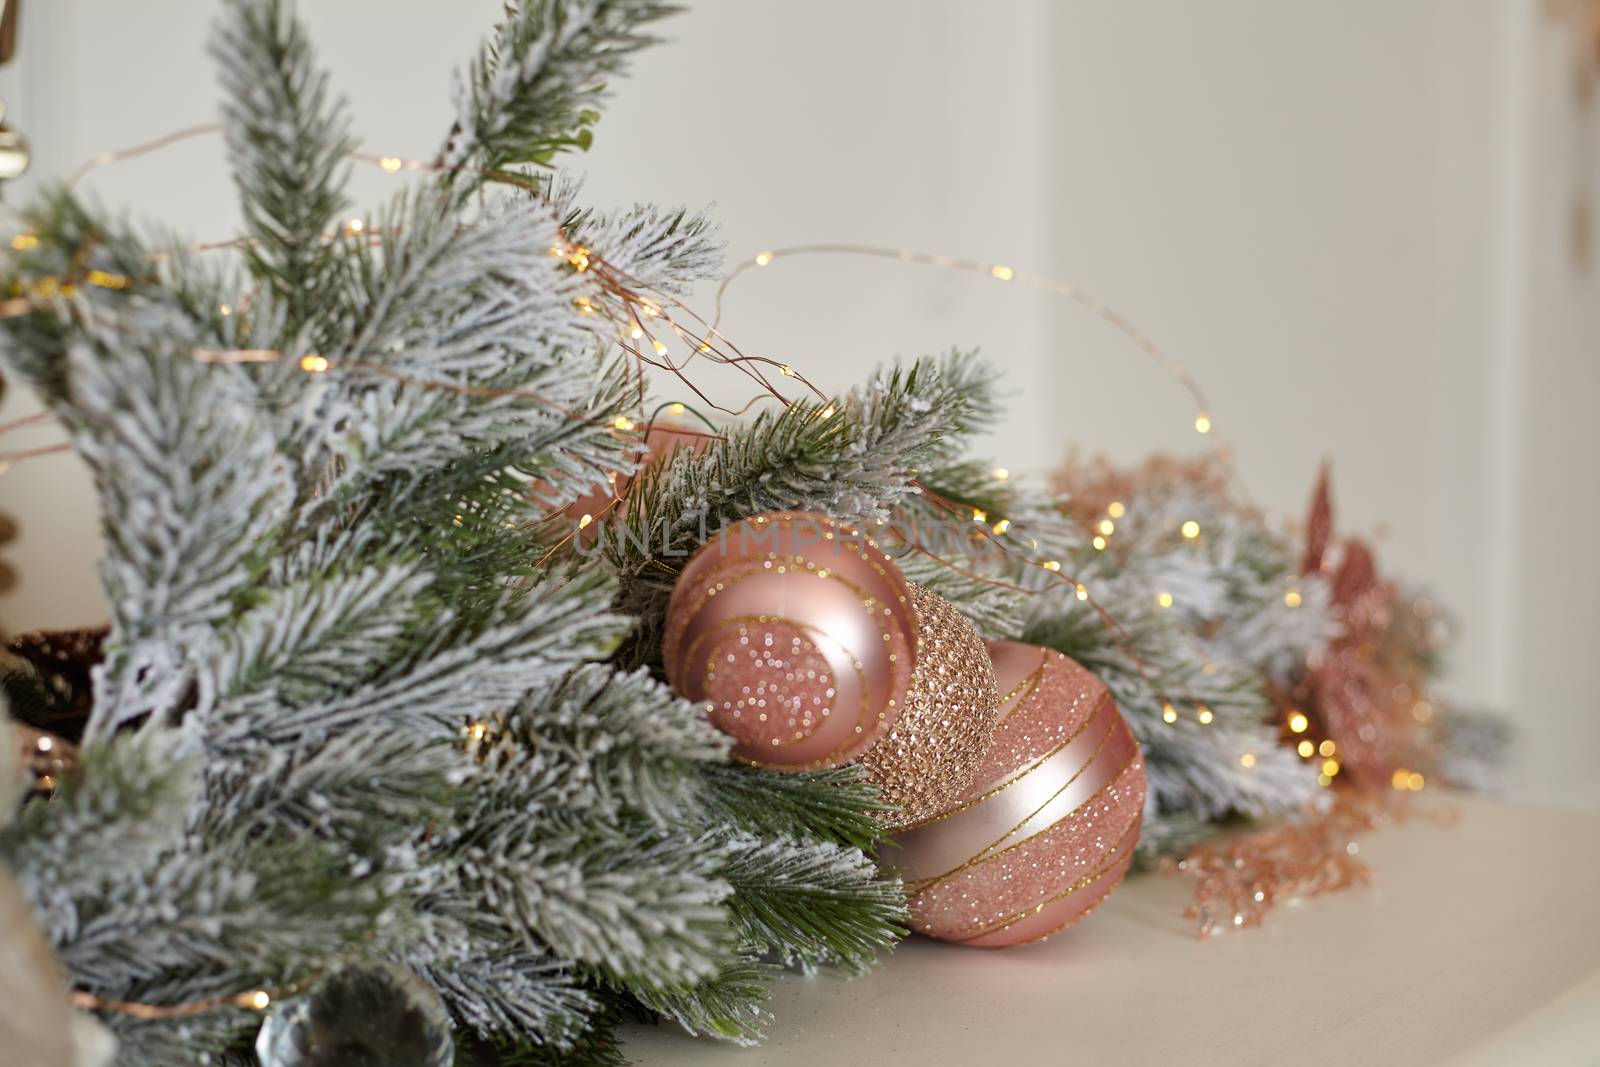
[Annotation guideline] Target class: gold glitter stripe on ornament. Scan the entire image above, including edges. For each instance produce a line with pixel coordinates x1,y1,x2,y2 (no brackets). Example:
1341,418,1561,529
992,649,1049,726
667,549,910,673
762,513,903,576
932,753,1143,890
901,712,1121,887
683,607,872,734
902,692,1114,831
903,745,1142,892
661,514,915,671
678,549,894,610
686,613,873,768
940,799,1145,940
757,516,914,632
945,802,1143,943
1002,844,1136,948
908,726,1145,895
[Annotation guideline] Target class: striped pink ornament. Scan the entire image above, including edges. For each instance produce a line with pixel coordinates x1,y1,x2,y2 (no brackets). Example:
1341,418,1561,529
893,640,1146,947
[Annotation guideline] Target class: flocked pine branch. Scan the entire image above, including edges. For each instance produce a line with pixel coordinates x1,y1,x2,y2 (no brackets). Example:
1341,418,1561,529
614,351,997,564
629,954,775,1046
866,447,1326,847
696,763,897,853
0,2,909,1063
213,0,355,337
441,0,678,187
718,832,907,974
549,175,725,296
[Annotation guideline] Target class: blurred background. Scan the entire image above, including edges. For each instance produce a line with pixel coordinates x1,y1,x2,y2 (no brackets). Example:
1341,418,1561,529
0,1,1595,808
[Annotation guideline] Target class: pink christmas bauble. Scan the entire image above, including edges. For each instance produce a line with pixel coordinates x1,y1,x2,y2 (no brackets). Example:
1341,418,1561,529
662,513,998,825
893,641,1146,947
663,512,918,770
563,421,708,540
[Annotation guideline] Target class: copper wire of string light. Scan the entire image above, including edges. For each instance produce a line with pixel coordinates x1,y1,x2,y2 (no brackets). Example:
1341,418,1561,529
71,987,273,1021
714,243,1217,436
346,144,828,418
1,112,1245,1024
0,442,70,470
31,128,1222,687
904,478,1188,716
0,409,53,436
24,130,1223,730
64,123,225,190
711,243,1280,518
605,275,830,415
0,410,62,460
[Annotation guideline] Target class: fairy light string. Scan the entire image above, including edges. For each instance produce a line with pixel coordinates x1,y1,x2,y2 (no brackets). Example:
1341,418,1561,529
0,122,1297,1017
10,129,1233,728
902,477,1193,720
64,123,224,191
12,132,1267,1019
40,123,816,421
72,987,273,1021
715,242,1217,438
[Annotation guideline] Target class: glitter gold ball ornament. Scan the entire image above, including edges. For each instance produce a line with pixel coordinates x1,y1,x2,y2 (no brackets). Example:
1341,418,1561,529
893,641,1146,947
861,582,999,827
663,512,919,770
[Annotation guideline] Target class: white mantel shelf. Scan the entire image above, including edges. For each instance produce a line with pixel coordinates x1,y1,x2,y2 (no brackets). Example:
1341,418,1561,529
620,795,1600,1066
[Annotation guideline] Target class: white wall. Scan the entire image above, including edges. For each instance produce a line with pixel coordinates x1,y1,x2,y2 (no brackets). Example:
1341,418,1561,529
0,1,1594,807
1502,3,1600,809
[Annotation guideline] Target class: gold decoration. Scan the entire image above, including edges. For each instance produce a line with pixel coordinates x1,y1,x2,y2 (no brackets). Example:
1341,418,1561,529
1161,791,1458,936
860,584,998,828
0,125,28,181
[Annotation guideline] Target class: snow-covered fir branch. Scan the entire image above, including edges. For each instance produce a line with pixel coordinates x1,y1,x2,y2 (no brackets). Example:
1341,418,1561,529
0,2,909,1063
442,0,678,186
213,0,355,336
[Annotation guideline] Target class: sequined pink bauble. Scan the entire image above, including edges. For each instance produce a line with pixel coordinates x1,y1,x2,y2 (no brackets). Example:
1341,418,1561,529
893,641,1146,947
662,513,917,770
